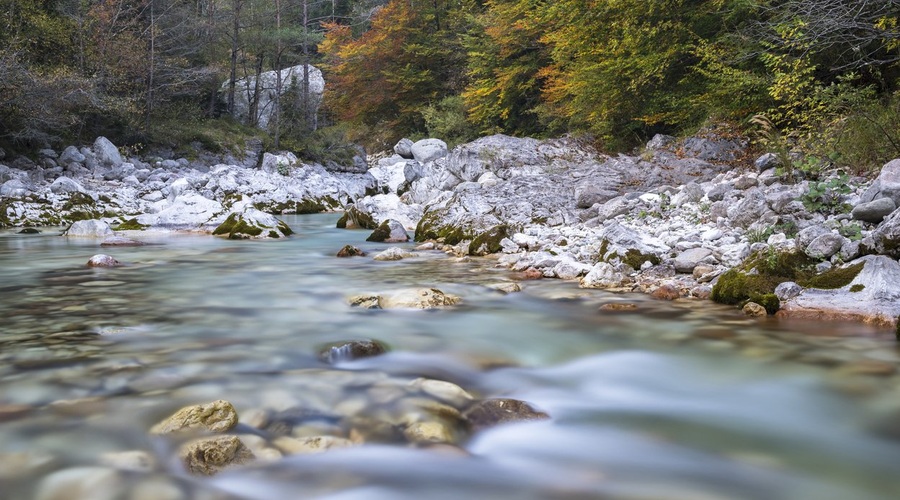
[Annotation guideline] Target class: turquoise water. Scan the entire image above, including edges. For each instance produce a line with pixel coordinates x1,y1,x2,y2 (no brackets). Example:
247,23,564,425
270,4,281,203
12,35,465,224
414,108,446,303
1,214,899,499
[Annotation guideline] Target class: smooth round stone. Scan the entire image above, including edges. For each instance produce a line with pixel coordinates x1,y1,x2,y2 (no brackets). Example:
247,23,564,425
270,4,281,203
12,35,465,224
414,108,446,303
272,435,355,455
404,421,455,444
98,450,155,472
408,378,474,408
35,467,123,500
129,477,188,500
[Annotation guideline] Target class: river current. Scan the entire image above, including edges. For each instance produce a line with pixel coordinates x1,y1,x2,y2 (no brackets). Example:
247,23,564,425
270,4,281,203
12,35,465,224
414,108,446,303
1,214,899,499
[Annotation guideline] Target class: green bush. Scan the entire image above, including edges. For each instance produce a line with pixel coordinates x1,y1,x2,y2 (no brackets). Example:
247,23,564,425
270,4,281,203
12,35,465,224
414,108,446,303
422,95,477,148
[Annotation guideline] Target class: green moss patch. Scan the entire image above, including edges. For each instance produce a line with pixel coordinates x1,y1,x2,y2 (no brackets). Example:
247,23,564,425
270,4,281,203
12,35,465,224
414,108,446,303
213,213,263,239
798,262,864,290
622,249,660,269
296,199,326,214
850,284,865,292
414,210,471,244
336,207,377,230
366,220,392,242
115,218,148,231
468,225,510,255
62,192,95,211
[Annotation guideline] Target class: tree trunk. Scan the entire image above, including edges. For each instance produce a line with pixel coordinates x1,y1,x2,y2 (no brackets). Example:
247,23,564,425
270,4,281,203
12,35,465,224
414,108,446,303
274,0,282,148
227,0,242,117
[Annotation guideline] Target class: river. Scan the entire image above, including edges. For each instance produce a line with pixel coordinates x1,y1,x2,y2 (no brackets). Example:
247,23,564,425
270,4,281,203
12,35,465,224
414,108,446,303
1,214,899,499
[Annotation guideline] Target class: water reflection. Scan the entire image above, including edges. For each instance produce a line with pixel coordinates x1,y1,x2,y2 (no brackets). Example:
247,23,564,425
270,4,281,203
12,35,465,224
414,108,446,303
0,214,899,499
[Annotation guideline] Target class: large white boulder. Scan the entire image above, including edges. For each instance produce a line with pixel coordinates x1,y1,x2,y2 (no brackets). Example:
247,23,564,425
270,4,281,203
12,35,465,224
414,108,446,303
93,137,124,168
410,139,448,164
223,64,324,131
65,220,114,238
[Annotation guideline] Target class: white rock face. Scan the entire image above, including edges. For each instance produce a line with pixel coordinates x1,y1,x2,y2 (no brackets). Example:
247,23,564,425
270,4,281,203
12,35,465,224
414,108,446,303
223,64,324,131
65,220,114,238
50,177,86,195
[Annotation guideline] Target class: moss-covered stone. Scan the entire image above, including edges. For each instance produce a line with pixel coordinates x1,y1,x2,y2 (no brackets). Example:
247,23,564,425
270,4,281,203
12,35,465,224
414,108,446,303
213,213,263,239
414,210,470,244
296,199,326,214
0,199,12,228
850,284,865,293
622,249,660,269
336,207,377,230
18,228,41,234
749,293,780,315
115,218,148,231
366,220,392,242
468,225,509,256
798,262,865,289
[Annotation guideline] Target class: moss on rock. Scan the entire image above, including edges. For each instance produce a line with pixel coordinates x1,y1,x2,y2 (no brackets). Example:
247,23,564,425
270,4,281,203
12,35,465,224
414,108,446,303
414,211,470,244
213,213,263,239
749,293,780,315
850,284,865,293
366,220,392,242
798,262,864,289
296,199,326,214
622,249,660,269
336,207,377,230
115,218,148,231
62,192,95,211
468,225,509,256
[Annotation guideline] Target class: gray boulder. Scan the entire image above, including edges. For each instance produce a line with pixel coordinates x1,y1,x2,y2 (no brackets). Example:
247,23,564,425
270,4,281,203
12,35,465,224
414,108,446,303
775,281,803,301
859,159,900,205
852,197,896,223
728,189,775,228
58,146,86,166
0,179,29,197
575,185,618,209
754,153,780,172
366,219,410,243
394,138,414,159
93,137,124,168
804,233,846,259
671,182,704,206
65,220,113,238
797,225,830,249
705,183,732,202
50,176,85,195
674,247,713,273
411,138,449,164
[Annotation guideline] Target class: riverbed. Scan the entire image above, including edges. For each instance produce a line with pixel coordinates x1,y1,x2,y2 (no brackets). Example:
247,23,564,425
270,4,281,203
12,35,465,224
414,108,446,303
1,214,899,499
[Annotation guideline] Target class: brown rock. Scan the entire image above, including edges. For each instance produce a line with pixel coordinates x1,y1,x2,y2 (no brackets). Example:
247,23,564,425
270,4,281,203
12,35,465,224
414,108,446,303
598,303,638,312
179,436,254,476
150,400,239,435
336,245,366,258
838,359,897,377
520,268,543,280
650,284,680,300
463,399,549,432
742,302,767,317
318,339,387,363
100,237,146,247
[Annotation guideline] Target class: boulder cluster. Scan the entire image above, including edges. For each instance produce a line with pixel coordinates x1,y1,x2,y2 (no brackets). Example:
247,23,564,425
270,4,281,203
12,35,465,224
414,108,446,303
4,130,900,330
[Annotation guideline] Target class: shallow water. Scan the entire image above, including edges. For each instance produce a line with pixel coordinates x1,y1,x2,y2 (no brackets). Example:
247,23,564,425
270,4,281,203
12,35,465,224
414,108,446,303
1,214,899,500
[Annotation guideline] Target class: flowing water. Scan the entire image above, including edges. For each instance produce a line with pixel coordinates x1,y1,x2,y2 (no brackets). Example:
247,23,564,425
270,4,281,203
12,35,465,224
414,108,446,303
1,214,899,500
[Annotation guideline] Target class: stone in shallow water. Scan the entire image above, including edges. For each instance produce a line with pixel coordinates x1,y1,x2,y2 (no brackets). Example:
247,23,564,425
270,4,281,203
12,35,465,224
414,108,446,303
319,339,388,363
742,302,767,317
336,245,366,257
150,400,239,435
179,436,254,476
272,435,356,455
100,236,146,247
348,288,461,309
462,399,549,432
87,254,121,268
372,247,415,261
35,466,123,500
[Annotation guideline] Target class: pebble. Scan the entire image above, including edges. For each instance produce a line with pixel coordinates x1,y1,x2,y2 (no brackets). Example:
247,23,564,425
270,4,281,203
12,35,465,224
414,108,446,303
150,400,239,435
179,435,254,475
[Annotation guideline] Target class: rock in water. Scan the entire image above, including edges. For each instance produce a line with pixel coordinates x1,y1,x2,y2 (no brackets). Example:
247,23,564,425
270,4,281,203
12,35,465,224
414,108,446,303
180,436,254,476
150,400,239,435
366,219,410,243
348,288,461,309
336,245,366,257
64,220,114,238
87,254,121,268
212,208,294,239
319,340,387,363
463,399,549,431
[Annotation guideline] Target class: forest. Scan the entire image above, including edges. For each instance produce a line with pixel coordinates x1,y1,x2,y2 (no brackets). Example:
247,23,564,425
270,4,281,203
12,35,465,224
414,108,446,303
1,0,898,173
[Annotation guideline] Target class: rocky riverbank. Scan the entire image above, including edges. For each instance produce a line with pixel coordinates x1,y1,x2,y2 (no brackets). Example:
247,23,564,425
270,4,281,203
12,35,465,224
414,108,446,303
3,131,900,334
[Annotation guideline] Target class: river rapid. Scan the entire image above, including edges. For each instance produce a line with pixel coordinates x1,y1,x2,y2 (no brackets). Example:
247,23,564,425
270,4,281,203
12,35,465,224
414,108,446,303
1,214,899,500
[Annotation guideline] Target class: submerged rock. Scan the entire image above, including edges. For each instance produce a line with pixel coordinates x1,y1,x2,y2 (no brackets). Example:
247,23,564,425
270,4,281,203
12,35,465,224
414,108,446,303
150,400,239,435
319,340,388,363
179,436,254,476
462,399,549,432
349,288,461,309
373,247,415,261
